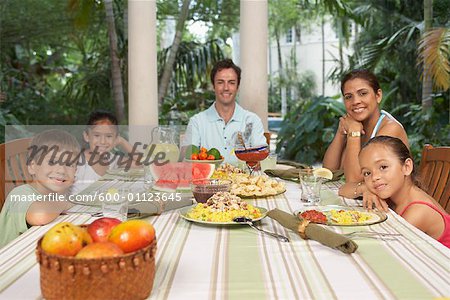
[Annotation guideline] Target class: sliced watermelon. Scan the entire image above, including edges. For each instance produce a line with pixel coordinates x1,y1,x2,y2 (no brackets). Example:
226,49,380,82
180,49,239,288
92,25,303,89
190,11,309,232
150,162,215,192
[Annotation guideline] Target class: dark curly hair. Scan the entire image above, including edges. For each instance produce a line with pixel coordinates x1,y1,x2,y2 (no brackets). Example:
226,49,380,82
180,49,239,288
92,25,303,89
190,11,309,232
210,59,241,86
340,69,381,95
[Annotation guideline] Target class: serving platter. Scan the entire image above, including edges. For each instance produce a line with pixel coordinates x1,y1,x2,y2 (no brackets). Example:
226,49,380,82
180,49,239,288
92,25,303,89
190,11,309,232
294,205,387,226
234,188,286,198
179,206,268,225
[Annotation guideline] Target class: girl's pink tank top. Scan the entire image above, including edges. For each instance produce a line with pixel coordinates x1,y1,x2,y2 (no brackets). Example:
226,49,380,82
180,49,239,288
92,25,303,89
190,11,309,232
400,201,450,248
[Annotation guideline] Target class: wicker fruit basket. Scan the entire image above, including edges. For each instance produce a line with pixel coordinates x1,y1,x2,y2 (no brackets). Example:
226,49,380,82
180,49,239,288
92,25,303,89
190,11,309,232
36,238,157,300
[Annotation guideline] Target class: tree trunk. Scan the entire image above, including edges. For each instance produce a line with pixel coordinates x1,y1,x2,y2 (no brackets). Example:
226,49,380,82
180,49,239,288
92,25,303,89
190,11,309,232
422,0,433,110
104,0,125,122
276,30,287,117
321,17,325,96
158,0,191,106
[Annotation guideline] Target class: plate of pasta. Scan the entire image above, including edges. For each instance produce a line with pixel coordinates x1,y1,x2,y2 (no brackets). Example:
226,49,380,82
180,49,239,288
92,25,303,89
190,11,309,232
294,205,387,226
179,192,267,225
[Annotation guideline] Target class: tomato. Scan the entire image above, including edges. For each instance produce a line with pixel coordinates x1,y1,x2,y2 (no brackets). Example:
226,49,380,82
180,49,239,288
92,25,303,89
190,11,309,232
207,154,215,160
191,153,199,160
200,147,208,153
108,220,155,253
299,210,327,224
198,152,208,160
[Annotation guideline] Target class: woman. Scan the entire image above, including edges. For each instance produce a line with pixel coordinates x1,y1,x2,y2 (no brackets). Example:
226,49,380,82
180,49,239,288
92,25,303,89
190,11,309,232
323,70,408,209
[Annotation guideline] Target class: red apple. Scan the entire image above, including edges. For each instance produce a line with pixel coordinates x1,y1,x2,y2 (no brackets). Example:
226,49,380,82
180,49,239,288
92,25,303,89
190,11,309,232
41,222,88,256
87,217,121,242
108,220,155,253
75,242,124,259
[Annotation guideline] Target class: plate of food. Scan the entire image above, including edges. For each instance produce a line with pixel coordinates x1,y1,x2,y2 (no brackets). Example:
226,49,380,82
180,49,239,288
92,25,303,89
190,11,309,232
179,192,267,225
229,174,286,198
294,205,387,226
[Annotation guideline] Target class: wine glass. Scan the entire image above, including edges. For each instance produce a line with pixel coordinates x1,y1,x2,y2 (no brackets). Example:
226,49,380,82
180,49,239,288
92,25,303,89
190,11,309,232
235,145,269,175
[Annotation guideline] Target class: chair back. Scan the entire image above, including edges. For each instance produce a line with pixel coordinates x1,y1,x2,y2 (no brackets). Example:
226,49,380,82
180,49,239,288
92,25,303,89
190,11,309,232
0,138,33,210
419,144,450,214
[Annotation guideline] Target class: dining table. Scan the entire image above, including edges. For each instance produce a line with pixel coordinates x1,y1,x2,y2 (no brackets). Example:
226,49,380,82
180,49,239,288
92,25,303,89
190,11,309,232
0,168,449,300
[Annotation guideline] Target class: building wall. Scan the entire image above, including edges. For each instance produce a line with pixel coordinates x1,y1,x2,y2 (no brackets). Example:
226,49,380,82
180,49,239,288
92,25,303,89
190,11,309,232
268,21,354,97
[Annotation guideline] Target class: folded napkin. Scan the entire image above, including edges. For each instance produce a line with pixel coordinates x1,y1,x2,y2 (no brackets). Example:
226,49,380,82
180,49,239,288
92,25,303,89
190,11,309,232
128,194,193,218
330,170,344,181
267,208,358,254
277,160,310,169
265,167,344,182
264,167,306,182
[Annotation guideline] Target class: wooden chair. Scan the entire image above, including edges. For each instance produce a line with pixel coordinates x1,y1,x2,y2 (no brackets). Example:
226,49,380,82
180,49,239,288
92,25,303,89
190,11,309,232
0,138,32,211
418,144,450,213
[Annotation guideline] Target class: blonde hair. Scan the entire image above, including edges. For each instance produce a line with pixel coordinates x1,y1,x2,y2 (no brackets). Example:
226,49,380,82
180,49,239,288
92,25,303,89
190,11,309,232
27,129,80,164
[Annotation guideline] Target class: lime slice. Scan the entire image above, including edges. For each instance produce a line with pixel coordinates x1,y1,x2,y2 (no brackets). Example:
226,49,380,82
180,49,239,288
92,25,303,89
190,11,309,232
313,167,333,180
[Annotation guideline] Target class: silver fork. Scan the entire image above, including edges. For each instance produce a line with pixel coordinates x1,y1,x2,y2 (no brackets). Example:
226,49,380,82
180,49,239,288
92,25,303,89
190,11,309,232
234,217,290,242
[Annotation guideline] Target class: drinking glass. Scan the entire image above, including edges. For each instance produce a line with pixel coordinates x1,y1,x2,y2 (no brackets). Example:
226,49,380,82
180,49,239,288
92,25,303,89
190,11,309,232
260,152,278,171
299,169,322,205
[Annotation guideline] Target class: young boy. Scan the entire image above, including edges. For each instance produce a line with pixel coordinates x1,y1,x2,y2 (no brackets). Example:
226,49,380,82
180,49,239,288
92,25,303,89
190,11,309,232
0,129,80,248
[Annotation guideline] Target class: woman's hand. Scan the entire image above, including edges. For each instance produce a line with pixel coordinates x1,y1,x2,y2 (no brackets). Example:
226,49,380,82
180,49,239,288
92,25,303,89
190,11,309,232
341,114,365,135
362,190,389,212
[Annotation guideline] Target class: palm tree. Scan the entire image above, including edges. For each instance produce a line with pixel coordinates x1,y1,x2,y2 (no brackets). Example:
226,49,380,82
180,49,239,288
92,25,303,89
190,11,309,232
104,0,125,122
418,28,450,92
67,0,125,121
157,0,192,106
421,0,434,109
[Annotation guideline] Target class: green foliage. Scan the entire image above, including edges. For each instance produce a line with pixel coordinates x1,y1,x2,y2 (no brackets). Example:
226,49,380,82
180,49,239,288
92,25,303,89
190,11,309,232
158,39,226,99
0,108,29,143
395,94,450,163
269,70,317,113
276,96,345,164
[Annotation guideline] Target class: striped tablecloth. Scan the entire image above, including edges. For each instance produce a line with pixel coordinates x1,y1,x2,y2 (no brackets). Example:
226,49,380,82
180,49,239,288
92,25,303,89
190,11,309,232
0,180,449,300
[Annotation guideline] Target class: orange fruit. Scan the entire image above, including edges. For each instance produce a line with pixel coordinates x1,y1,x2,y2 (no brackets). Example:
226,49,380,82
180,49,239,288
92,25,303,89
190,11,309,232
109,220,155,253
200,147,207,153
42,222,90,256
207,154,215,160
75,242,123,258
191,153,199,160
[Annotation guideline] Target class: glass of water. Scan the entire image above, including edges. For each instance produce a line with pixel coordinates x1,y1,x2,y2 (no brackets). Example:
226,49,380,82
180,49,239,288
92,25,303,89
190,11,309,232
299,169,322,205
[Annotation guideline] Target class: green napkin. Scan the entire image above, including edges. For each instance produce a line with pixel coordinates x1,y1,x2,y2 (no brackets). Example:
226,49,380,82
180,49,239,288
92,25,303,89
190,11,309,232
330,170,344,181
277,160,310,169
129,194,193,217
267,208,358,254
264,167,305,182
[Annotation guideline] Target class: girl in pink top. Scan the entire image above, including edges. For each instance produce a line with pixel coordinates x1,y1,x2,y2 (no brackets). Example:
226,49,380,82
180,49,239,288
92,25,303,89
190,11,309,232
359,136,450,248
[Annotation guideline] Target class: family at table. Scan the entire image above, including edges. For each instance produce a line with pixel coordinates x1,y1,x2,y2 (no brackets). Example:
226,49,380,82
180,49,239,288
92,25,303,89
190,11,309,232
1,59,449,251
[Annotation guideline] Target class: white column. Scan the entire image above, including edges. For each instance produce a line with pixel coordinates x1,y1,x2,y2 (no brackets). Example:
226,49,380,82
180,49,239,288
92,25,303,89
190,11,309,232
128,0,158,143
239,0,268,131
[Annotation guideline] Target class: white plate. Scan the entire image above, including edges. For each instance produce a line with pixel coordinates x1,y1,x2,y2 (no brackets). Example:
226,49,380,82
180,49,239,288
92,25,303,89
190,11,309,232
179,205,267,225
294,205,387,226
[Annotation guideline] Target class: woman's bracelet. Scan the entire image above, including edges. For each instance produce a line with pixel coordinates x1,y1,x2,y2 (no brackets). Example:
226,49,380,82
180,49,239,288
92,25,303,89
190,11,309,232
354,181,363,198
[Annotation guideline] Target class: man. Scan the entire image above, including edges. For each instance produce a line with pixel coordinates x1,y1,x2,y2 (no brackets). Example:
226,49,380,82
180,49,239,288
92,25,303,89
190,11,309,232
183,59,266,164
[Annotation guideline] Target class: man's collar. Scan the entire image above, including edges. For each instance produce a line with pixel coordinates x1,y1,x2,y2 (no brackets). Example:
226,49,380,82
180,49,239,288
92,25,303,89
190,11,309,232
206,102,244,122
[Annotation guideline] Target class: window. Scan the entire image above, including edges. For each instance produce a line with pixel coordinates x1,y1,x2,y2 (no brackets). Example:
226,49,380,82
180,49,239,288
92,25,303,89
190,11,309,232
286,28,293,43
